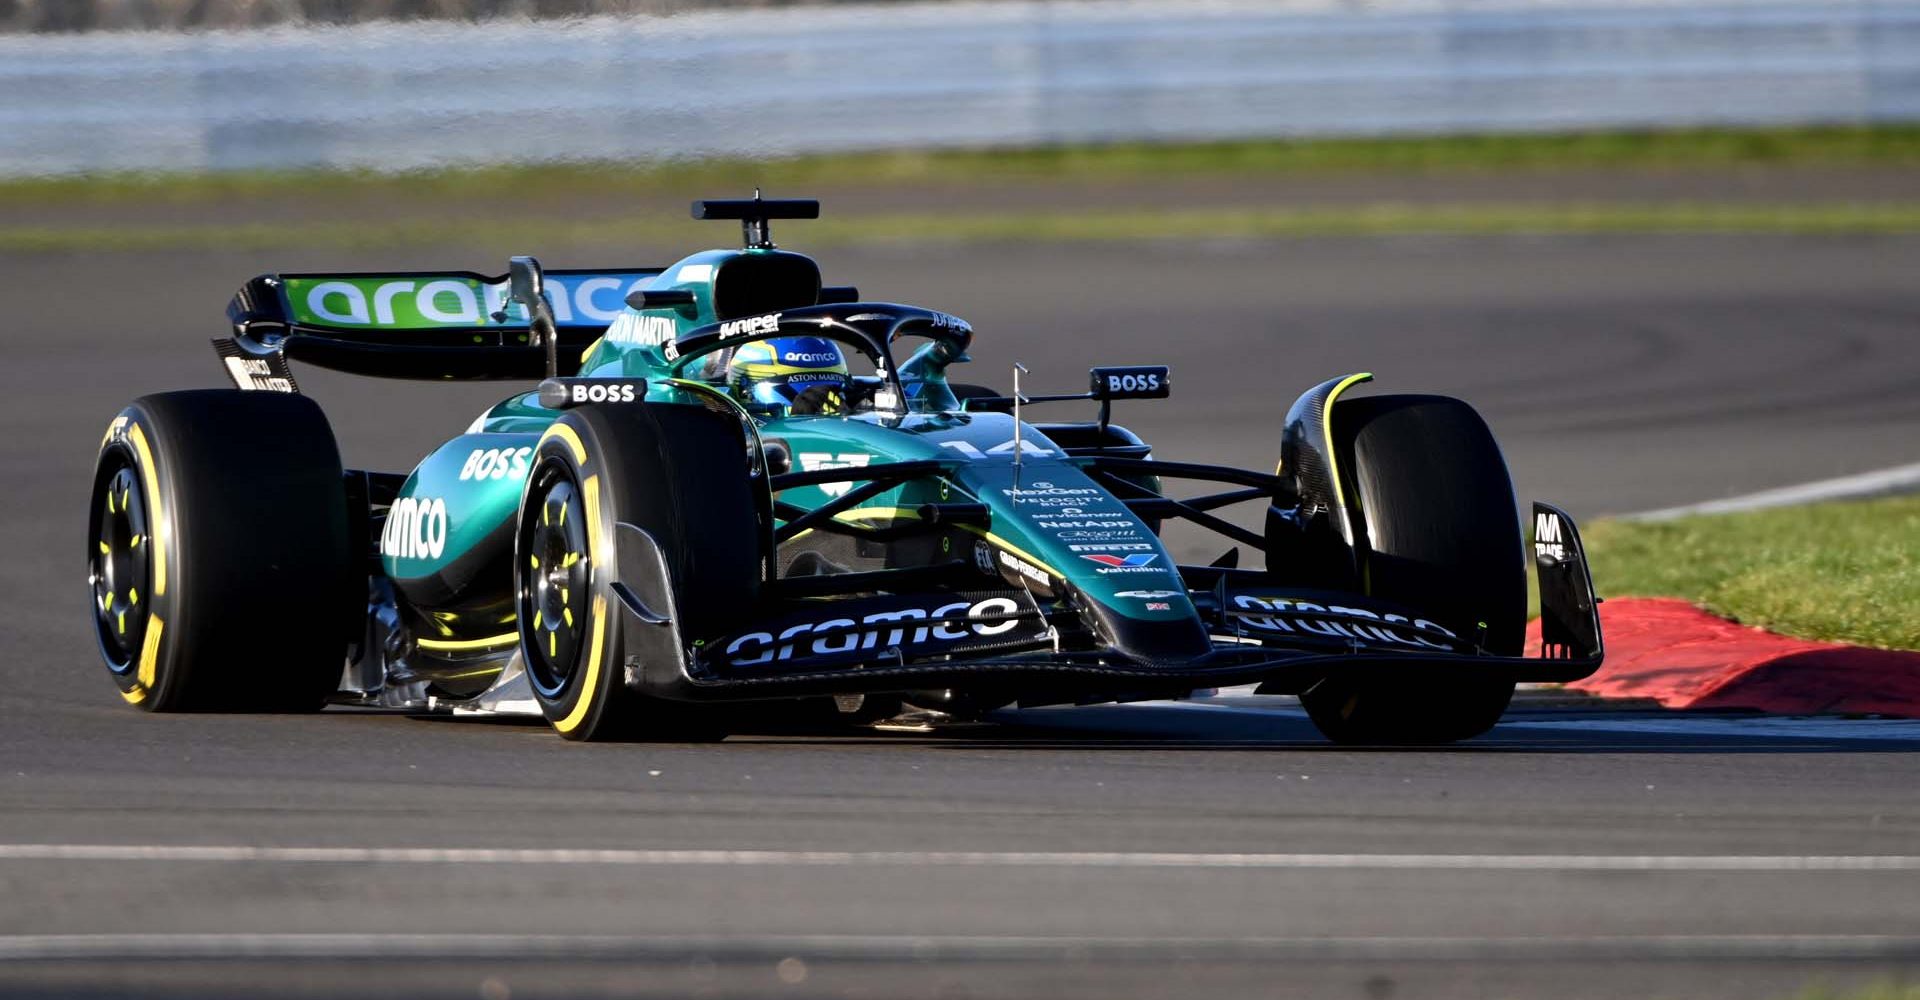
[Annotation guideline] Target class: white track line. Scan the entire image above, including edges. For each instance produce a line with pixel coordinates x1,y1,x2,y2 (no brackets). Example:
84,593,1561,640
2,933,1919,962
1624,459,1920,521
1,844,1917,870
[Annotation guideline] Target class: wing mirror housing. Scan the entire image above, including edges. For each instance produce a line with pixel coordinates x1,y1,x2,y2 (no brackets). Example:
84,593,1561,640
1089,366,1171,400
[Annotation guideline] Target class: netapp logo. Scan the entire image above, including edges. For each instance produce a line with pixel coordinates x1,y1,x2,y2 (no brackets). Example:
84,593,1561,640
719,313,782,338
725,596,1023,666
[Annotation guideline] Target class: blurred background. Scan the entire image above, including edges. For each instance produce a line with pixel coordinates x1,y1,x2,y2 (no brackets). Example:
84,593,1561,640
3,1,1919,998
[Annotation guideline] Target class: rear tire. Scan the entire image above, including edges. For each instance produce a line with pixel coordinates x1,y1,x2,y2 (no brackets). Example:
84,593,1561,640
88,391,355,712
1296,394,1524,745
516,403,764,742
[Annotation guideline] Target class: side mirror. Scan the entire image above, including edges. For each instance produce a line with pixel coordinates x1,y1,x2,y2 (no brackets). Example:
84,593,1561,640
507,255,560,378
508,255,545,308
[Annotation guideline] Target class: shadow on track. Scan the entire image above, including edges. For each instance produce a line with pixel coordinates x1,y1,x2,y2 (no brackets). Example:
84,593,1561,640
396,699,1920,753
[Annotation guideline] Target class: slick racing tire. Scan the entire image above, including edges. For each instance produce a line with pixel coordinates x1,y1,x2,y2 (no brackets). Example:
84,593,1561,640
516,402,764,742
1298,394,1525,745
88,391,355,712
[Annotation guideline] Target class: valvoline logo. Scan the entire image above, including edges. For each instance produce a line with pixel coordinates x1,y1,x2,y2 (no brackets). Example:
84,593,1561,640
1080,553,1158,568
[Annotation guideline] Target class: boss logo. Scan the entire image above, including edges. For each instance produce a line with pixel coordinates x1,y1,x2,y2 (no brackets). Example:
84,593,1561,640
459,446,532,481
1089,366,1171,400
571,383,637,404
537,378,646,409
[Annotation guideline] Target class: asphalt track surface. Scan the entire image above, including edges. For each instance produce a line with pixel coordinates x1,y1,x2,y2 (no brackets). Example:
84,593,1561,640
5,234,1920,998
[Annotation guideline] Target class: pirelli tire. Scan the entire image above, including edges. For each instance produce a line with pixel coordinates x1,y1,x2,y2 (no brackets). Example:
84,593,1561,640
88,390,356,712
1298,394,1526,745
516,402,764,742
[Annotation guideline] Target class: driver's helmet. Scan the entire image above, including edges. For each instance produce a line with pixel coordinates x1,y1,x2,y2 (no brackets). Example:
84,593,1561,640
725,336,852,413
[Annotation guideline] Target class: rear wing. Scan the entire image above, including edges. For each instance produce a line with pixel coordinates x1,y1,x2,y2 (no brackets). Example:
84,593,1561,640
220,267,661,383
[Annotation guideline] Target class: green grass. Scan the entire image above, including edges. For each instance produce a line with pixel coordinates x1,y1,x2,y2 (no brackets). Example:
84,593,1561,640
9,202,1920,253
4,125,1920,207
1581,495,1920,651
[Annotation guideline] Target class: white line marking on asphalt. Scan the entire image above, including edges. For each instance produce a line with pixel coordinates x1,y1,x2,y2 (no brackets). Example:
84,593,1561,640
1624,459,1920,521
3,933,1920,962
1,844,1917,870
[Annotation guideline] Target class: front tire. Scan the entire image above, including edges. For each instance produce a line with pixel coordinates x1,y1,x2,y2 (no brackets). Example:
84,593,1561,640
1296,394,1525,745
88,391,355,712
516,403,764,742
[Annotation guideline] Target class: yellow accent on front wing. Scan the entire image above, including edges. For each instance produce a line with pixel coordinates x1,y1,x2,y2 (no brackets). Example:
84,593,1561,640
416,632,518,652
831,507,923,523
127,423,167,598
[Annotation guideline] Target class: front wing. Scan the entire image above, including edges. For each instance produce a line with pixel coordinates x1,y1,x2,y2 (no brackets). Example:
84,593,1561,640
609,502,1604,707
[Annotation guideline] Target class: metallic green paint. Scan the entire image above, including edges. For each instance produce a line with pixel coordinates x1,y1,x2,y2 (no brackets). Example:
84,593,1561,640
383,244,1194,662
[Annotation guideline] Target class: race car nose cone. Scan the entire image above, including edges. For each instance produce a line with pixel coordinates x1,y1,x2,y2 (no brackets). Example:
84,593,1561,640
1082,599,1214,666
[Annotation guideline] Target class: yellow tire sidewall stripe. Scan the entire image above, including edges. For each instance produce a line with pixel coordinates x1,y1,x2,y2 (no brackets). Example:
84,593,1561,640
1320,372,1374,510
125,422,167,599
554,469,605,735
539,422,589,465
119,613,164,704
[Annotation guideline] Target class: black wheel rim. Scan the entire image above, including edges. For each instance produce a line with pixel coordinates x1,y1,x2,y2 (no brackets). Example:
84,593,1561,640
520,463,592,697
89,460,152,673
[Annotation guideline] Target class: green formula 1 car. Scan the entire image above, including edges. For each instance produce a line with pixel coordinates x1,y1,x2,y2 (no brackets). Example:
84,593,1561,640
87,197,1601,744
